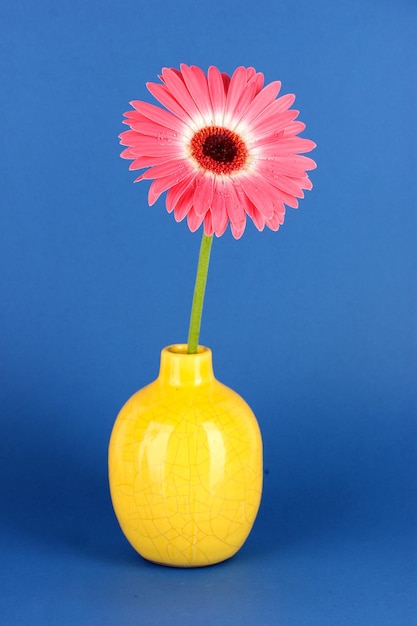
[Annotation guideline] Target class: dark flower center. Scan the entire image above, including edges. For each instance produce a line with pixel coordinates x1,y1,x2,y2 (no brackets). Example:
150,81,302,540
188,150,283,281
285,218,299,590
190,126,248,175
202,134,238,163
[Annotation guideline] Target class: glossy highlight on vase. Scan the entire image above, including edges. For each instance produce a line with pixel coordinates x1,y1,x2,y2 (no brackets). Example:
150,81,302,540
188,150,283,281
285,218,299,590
108,345,263,567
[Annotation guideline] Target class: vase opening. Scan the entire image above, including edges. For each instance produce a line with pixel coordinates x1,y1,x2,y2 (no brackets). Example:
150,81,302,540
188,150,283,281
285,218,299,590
167,344,208,355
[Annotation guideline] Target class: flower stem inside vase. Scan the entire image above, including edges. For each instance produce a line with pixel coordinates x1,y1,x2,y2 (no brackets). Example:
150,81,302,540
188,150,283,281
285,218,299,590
187,232,213,354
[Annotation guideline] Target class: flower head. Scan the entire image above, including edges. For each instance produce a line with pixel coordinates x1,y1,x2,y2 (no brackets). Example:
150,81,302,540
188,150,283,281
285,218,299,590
120,65,316,239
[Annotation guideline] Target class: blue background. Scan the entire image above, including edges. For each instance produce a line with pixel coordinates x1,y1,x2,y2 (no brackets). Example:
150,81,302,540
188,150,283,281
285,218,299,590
1,0,416,624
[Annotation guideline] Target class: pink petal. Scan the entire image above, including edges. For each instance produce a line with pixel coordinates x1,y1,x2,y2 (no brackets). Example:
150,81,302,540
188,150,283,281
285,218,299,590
173,184,196,221
126,139,183,158
211,205,229,236
245,67,256,81
122,110,151,126
299,173,314,191
160,67,203,123
128,156,154,170
166,175,198,213
144,169,194,204
246,68,265,92
221,179,246,229
257,94,296,121
129,154,184,169
120,147,137,161
207,204,232,237
276,190,299,209
256,155,317,177
140,158,193,181
230,221,246,239
224,66,250,124
259,169,305,197
121,117,160,135
145,179,166,204
265,209,286,231
253,135,316,156
180,64,213,121
227,75,261,126
146,177,171,204
146,82,194,126
213,208,229,237
224,177,252,221
280,179,306,199
258,137,317,156
217,221,229,237
208,66,226,122
203,211,213,236
130,100,185,133
245,200,266,231
126,125,182,149
193,173,214,217
227,185,247,238
237,174,275,219
221,72,231,93
253,72,264,95
282,121,306,136
209,179,229,234
273,93,296,112
237,81,282,128
186,207,205,232
250,109,299,137
119,129,142,146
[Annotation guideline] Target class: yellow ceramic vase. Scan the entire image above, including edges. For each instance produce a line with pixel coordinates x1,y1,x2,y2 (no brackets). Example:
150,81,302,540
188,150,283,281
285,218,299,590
108,344,263,567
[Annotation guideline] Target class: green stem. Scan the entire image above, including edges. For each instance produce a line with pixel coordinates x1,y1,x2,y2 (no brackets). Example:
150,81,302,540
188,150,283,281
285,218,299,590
187,232,213,354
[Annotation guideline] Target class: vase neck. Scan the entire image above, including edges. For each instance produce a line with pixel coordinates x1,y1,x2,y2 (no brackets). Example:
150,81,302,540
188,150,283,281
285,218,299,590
158,345,214,387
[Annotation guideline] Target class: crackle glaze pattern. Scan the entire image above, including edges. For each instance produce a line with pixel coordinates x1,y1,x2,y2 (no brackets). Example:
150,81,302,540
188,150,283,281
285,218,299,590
108,345,263,567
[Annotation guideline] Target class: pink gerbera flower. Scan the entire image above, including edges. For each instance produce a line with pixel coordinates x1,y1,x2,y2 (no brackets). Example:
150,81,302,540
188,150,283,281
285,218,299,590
120,64,316,239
